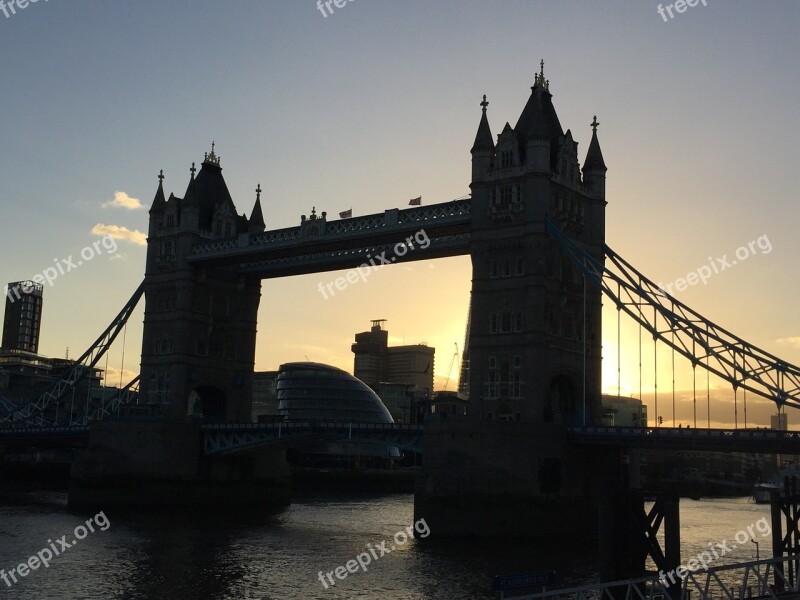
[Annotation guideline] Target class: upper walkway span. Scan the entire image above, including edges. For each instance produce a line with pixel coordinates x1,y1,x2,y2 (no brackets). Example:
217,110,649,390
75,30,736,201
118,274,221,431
186,198,472,278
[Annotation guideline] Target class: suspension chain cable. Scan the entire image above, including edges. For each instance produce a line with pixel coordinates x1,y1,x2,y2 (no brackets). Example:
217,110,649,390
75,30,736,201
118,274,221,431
617,282,621,401
639,319,643,425
672,328,676,426
707,355,711,429
654,305,658,427
119,322,128,389
693,339,697,428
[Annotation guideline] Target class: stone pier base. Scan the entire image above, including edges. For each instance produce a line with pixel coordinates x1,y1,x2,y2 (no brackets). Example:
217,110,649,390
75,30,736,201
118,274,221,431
414,420,630,539
69,420,291,509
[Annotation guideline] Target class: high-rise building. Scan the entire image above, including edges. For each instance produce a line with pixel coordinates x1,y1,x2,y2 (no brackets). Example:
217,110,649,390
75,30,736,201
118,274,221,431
2,281,44,354
771,413,788,431
352,319,388,388
351,320,434,396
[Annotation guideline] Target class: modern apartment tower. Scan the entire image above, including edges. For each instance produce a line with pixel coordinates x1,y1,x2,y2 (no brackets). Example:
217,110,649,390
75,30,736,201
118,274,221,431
2,281,44,354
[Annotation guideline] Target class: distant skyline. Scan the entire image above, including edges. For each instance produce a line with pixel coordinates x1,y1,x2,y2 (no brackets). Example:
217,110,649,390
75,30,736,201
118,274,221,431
1,1,798,428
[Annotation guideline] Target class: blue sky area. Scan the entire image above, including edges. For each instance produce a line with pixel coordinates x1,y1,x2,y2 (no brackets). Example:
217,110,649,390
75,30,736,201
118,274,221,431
1,0,798,426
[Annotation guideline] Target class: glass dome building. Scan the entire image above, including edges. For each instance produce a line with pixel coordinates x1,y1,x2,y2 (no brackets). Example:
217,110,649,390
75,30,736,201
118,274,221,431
276,362,399,466
277,362,394,423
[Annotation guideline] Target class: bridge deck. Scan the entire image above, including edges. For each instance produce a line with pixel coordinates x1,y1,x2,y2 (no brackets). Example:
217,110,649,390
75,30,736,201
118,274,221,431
566,425,800,454
5,423,800,456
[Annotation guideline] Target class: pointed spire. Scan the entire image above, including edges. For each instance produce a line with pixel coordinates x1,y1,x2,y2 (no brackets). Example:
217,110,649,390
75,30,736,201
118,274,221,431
203,141,221,167
515,84,548,140
183,163,198,205
533,58,549,91
249,184,265,232
149,170,167,214
471,94,495,154
583,115,607,173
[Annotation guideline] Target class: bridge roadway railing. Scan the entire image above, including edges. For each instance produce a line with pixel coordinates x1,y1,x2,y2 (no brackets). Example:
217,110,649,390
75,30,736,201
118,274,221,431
186,198,472,271
0,425,89,437
566,426,800,454
201,421,424,455
506,553,800,600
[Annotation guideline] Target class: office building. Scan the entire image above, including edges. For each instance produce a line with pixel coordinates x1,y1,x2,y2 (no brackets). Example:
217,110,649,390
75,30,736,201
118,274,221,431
351,320,434,396
772,412,788,431
601,395,647,427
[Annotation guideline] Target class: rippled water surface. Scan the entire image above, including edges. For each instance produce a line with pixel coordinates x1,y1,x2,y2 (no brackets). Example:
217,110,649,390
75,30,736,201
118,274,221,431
0,492,770,599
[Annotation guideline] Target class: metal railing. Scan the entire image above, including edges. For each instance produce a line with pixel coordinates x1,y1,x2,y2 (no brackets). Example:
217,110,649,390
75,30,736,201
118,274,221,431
506,554,800,600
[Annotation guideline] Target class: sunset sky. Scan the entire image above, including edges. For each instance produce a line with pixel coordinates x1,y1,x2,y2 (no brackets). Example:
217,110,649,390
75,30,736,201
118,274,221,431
1,1,798,428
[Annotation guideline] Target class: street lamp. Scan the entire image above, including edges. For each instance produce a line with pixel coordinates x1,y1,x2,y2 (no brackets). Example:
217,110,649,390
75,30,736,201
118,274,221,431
752,539,760,561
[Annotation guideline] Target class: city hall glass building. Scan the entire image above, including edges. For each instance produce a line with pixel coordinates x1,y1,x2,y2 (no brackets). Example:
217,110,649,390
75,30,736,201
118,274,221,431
276,362,398,465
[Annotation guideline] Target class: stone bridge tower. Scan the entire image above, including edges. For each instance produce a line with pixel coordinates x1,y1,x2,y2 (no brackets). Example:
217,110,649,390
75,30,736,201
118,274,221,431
414,66,611,538
467,63,607,425
140,145,265,422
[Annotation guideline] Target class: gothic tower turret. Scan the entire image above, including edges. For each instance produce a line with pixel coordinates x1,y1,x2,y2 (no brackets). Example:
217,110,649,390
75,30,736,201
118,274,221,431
582,115,607,200
471,95,495,182
140,143,262,423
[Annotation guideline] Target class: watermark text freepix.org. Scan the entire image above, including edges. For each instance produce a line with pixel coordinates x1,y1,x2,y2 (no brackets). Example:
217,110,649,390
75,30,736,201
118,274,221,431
317,518,430,588
317,0,354,18
0,0,49,20
318,229,431,300
4,235,118,304
657,0,708,23
658,517,770,586
657,234,771,297
1,511,111,589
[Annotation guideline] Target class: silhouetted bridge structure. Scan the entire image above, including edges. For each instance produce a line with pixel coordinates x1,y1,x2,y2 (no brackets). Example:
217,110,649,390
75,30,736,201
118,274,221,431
7,422,800,457
2,69,800,588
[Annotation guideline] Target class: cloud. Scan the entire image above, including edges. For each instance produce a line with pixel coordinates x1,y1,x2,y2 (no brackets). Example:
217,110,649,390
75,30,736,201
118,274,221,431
103,366,139,388
91,224,147,246
777,337,800,348
103,191,144,210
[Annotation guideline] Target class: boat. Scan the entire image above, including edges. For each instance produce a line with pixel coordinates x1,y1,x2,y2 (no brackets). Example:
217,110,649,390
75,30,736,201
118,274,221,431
753,482,780,504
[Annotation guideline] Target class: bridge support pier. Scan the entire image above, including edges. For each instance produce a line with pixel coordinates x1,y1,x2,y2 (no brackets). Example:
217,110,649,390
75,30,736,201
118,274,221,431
597,447,680,594
415,420,607,539
69,420,291,509
599,491,680,595
770,476,800,591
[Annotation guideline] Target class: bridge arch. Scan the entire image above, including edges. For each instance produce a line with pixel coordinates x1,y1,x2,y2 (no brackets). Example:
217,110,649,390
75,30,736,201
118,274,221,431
188,386,227,422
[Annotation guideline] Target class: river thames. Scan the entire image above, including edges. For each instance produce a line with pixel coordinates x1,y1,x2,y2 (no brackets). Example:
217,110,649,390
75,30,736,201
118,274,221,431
0,491,770,599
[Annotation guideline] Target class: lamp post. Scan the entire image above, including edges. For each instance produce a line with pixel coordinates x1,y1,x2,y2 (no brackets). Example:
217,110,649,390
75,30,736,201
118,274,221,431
752,539,760,561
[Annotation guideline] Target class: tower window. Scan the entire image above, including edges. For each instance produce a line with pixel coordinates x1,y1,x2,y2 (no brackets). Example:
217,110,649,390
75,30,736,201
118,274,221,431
500,186,512,205
501,150,513,168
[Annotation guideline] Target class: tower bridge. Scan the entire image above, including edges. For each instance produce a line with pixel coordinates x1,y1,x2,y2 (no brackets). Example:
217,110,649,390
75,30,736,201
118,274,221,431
3,64,800,586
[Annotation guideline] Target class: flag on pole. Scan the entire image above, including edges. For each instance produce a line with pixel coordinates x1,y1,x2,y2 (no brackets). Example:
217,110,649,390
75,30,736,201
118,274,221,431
409,196,422,206
339,208,352,219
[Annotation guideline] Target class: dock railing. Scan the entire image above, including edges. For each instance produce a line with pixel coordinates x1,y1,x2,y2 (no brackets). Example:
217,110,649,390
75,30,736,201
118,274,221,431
505,554,800,600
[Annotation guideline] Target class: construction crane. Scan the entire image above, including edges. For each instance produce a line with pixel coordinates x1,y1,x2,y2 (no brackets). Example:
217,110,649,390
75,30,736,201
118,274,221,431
443,343,459,391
